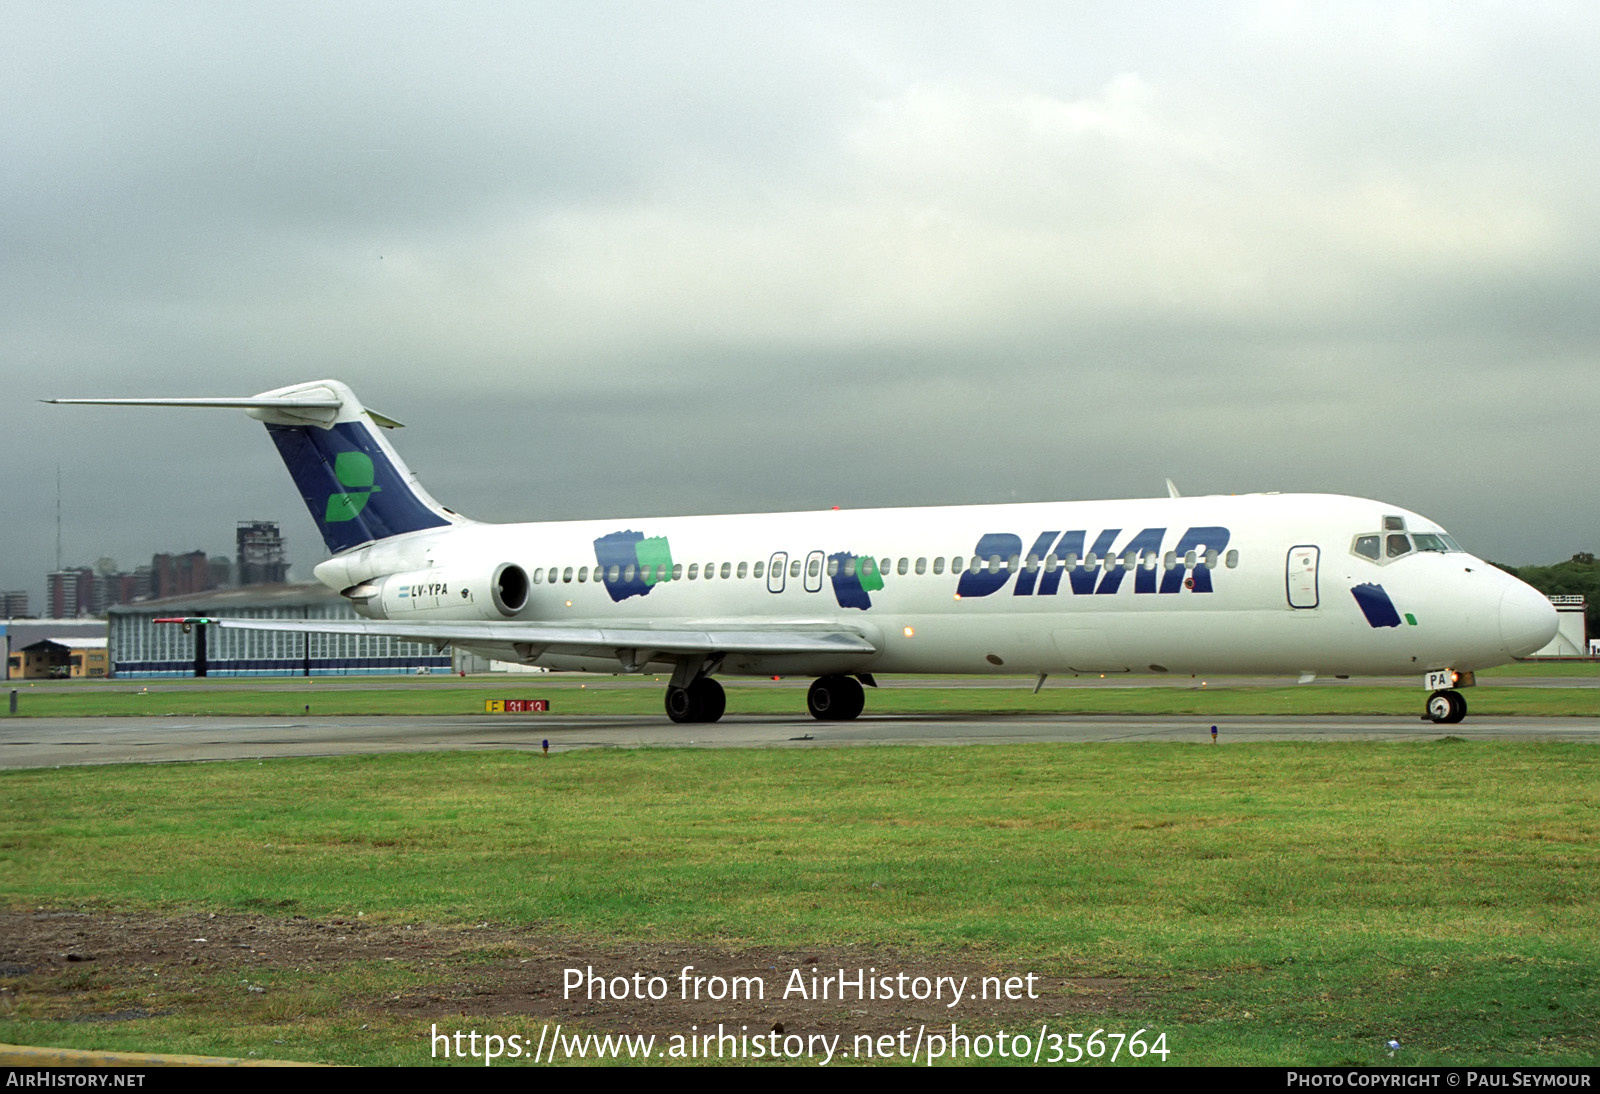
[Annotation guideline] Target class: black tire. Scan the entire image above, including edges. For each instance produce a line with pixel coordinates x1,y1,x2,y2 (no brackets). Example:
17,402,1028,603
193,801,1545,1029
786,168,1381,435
807,675,865,721
1426,690,1452,724
665,686,699,723
690,677,725,723
1427,689,1467,725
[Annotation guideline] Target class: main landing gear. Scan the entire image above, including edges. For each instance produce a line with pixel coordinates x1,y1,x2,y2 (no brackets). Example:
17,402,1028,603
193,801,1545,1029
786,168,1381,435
665,677,726,724
660,669,873,723
1425,689,1467,725
807,674,865,721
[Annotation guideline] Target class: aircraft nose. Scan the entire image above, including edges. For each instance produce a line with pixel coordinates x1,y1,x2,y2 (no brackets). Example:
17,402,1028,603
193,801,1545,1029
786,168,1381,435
1500,581,1558,658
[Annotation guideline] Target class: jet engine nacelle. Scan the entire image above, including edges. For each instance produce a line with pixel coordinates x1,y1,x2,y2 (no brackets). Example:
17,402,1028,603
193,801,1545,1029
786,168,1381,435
345,563,529,620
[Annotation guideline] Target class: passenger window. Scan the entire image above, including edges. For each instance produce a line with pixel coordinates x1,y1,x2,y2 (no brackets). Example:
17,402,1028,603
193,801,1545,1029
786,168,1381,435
1225,550,1239,569
672,563,683,580
915,557,927,575
688,564,699,579
577,567,588,582
950,556,963,574
898,557,909,576
753,561,764,579
808,557,821,578
1007,554,1020,572
843,557,857,576
933,557,946,575
828,558,840,577
790,559,801,578
1387,534,1412,558
880,558,890,576
737,561,748,578
562,567,573,583
720,562,732,579
1163,551,1175,570
533,569,543,584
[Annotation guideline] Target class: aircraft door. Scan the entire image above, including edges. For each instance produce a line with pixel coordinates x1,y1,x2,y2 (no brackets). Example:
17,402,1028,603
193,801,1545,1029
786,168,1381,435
1286,546,1320,609
767,551,788,594
803,550,825,593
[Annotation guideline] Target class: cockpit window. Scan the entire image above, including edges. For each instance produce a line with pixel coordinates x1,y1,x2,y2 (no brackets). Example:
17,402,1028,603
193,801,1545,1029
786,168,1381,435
1354,521,1462,564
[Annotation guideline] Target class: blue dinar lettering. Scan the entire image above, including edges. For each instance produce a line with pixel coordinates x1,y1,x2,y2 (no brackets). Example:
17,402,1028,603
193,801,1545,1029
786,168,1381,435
1158,526,1231,593
1097,527,1165,594
1013,532,1060,596
956,533,1023,598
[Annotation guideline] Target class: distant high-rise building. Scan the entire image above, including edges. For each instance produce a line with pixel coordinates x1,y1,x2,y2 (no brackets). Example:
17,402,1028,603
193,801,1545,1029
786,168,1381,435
1,590,30,617
151,552,212,601
47,568,96,618
236,521,288,585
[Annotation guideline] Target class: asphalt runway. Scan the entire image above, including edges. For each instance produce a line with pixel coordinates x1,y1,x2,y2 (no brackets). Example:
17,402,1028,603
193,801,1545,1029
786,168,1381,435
5,711,1599,769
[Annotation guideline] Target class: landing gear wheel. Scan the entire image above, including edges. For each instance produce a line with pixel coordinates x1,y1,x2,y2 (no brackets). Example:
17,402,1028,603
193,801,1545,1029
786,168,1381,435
1426,689,1466,725
807,675,865,721
665,686,698,724
665,678,725,723
690,677,725,722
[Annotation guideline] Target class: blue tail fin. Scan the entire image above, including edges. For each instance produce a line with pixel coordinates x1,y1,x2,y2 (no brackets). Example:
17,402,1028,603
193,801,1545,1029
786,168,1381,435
48,380,459,554
249,381,456,553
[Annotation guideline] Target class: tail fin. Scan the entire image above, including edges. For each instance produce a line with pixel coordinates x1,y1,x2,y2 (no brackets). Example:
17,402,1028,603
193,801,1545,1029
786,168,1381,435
48,380,459,553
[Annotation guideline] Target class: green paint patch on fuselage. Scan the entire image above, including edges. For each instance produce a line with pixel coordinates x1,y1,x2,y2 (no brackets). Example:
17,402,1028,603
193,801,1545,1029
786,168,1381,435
635,536,673,584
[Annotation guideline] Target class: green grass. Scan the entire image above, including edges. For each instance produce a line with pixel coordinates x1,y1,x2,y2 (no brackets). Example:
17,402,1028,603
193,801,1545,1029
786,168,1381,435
2,743,1598,1065
6,677,1597,718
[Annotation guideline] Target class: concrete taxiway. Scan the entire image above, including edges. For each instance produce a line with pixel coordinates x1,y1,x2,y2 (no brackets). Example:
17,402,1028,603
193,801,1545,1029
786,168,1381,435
4,712,1598,769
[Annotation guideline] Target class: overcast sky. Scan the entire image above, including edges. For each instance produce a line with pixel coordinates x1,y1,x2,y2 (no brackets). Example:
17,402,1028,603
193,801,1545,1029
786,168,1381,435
3,2,1595,607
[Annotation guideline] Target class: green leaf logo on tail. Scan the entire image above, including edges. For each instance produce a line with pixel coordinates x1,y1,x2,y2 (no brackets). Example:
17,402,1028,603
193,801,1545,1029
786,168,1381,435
324,451,381,522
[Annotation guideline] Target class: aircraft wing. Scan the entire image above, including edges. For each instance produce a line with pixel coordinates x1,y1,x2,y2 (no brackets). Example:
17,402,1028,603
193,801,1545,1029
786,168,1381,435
157,616,877,664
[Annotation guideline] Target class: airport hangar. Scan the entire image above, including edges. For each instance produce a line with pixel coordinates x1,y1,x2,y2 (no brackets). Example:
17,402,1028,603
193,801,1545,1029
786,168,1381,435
107,583,449,677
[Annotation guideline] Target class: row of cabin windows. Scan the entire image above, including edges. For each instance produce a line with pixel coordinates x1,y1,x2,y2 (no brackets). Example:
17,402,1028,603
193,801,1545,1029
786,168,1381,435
528,549,1240,586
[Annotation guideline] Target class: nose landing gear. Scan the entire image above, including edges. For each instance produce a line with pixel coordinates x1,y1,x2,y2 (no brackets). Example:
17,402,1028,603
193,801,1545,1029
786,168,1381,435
1425,689,1467,724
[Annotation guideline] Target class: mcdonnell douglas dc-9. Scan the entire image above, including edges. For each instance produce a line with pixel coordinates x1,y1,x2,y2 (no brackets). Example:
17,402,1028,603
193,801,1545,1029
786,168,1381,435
51,380,1557,725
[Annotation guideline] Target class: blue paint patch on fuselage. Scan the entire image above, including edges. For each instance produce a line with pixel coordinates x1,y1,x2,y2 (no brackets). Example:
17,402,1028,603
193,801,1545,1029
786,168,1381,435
1351,583,1403,628
594,530,652,602
829,551,871,610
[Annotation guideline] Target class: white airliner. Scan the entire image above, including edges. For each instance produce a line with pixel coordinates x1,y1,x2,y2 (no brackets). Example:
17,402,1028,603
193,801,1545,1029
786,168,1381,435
50,380,1557,725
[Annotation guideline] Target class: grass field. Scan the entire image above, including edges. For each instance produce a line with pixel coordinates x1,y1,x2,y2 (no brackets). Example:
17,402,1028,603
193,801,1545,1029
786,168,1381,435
2,741,1597,1066
6,672,1598,719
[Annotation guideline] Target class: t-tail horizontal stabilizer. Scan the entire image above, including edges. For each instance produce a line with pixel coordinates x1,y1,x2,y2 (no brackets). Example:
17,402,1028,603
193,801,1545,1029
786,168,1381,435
46,380,459,553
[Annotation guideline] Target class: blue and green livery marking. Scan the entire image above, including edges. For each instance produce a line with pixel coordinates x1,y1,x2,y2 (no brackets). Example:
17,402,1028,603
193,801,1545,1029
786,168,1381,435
325,451,380,522
829,551,883,610
593,531,675,602
267,421,449,553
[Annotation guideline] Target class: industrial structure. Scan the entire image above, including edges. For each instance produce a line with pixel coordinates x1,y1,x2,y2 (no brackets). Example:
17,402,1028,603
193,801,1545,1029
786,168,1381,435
107,583,449,677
